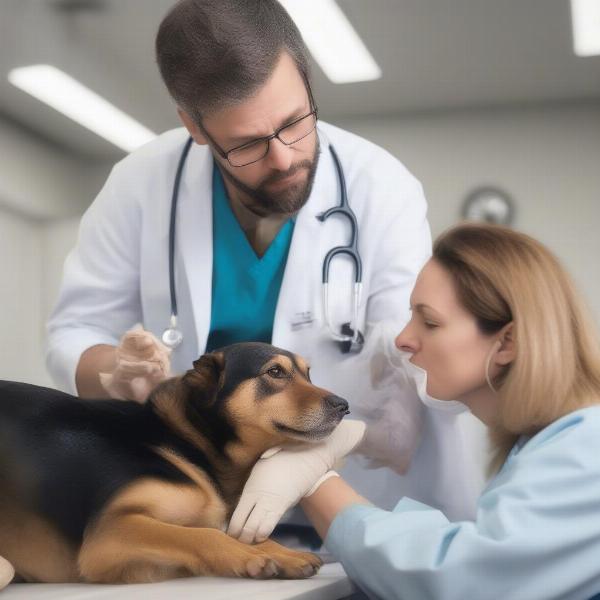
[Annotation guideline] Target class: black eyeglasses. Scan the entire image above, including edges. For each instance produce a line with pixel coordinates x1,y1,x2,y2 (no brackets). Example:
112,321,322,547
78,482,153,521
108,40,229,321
199,76,318,168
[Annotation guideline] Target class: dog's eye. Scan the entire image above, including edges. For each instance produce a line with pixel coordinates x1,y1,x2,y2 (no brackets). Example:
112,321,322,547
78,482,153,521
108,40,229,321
267,365,286,379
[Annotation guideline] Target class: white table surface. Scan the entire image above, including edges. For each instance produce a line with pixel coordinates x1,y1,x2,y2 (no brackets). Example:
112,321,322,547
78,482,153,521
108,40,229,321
1,563,354,600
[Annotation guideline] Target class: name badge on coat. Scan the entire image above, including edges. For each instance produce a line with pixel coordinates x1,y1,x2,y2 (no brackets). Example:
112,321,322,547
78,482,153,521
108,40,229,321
290,311,314,331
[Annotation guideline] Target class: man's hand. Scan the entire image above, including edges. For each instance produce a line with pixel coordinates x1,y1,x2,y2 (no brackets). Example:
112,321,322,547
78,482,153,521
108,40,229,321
227,420,366,545
99,325,171,402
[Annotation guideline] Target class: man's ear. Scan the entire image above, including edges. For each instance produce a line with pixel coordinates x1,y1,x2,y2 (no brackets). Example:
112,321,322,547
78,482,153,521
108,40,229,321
177,107,208,145
495,323,515,366
182,352,224,407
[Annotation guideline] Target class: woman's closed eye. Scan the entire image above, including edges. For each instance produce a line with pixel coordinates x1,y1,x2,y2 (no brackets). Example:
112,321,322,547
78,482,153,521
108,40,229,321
420,314,440,329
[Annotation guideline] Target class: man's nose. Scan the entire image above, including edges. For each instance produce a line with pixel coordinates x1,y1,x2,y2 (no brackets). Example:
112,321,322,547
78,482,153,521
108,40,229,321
324,395,349,414
265,138,293,172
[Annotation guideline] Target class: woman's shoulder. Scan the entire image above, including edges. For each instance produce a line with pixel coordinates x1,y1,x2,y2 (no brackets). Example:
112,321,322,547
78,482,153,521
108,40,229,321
482,405,600,507
521,404,600,454
493,404,600,486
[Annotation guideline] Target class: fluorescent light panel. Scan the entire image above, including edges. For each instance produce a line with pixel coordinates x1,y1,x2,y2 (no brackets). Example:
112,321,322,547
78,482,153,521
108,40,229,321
571,0,600,57
8,64,157,152
280,0,381,84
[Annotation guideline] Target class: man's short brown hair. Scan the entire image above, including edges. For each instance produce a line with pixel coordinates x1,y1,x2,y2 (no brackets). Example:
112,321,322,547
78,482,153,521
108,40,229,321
156,0,311,120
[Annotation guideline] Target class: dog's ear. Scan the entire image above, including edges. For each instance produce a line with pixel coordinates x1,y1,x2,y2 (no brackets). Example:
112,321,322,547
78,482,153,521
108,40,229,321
182,352,225,407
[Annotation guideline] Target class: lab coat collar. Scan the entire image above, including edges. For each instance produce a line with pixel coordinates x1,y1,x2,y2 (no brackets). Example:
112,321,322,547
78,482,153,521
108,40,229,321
272,126,339,356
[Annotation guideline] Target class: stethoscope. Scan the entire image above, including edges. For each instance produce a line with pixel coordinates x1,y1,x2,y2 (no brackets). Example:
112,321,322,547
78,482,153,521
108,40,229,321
161,135,365,354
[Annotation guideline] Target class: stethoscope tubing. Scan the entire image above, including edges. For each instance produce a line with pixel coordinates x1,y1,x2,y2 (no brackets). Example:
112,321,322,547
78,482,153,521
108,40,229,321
168,136,194,322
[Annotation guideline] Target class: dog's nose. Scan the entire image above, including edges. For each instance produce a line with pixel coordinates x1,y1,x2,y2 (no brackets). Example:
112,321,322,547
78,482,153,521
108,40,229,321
324,395,349,414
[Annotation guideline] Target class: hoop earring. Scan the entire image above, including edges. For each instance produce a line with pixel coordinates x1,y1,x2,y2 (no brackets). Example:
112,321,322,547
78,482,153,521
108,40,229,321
485,340,502,394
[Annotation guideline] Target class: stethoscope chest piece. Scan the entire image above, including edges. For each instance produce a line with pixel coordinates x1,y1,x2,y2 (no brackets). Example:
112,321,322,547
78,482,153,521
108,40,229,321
162,327,183,349
162,315,183,349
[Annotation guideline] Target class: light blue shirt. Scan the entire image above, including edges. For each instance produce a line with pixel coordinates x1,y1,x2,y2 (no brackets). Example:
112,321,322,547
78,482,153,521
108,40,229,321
326,405,600,600
206,164,294,352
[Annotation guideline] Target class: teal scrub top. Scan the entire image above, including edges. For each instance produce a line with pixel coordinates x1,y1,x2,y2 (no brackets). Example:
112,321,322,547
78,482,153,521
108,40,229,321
206,164,295,352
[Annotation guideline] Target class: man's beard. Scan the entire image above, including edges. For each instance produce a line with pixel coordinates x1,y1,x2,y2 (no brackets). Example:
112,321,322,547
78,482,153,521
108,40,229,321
217,138,321,218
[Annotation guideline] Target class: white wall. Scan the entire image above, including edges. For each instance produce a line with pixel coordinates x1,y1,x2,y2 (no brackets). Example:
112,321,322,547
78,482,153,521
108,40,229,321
0,115,110,386
0,117,105,220
0,209,50,385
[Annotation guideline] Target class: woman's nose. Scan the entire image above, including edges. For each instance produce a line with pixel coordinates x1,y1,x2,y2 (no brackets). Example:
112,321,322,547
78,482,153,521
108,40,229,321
395,328,418,353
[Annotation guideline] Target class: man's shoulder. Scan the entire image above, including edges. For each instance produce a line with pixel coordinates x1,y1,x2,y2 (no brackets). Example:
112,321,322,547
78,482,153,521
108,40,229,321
318,121,422,193
318,121,425,215
318,121,414,174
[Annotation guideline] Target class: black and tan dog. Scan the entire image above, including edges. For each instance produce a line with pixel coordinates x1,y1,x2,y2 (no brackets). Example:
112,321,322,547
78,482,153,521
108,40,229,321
0,342,350,584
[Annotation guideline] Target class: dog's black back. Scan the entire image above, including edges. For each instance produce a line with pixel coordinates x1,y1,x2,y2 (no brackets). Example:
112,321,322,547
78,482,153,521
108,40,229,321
0,381,216,544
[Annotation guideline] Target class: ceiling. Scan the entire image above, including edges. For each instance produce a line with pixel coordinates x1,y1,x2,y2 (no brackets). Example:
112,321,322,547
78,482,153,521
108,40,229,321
0,0,598,162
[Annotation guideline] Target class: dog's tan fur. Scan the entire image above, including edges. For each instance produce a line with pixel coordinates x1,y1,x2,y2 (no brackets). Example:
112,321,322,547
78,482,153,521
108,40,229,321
0,343,347,584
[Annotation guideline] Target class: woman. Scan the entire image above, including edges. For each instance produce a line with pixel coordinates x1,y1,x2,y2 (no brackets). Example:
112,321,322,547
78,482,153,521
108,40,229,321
231,223,600,600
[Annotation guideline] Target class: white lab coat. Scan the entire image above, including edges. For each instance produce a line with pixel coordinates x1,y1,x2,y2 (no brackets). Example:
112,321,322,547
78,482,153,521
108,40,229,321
46,122,482,518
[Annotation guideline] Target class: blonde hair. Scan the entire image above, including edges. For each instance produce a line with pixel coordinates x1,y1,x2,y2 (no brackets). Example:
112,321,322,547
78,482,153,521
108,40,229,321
433,223,600,473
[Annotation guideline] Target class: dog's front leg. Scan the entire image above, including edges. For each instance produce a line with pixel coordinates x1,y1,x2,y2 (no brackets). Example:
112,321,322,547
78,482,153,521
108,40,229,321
78,513,321,583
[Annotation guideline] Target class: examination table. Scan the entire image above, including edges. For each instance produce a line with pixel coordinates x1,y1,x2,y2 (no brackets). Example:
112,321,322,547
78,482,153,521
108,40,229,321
1,562,355,599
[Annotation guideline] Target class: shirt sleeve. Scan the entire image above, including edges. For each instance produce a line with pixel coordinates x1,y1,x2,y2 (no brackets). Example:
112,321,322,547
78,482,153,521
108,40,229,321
325,416,600,600
45,162,143,394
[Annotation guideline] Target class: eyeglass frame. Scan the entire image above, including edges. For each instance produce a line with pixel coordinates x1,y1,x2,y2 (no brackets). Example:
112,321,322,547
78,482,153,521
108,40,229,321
196,71,319,168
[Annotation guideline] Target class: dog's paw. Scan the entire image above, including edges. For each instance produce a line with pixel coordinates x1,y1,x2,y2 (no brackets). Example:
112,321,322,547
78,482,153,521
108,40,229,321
252,543,323,579
240,546,322,579
273,549,322,579
245,555,280,579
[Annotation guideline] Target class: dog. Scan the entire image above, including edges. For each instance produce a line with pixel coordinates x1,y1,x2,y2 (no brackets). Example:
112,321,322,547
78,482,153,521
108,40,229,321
0,342,350,584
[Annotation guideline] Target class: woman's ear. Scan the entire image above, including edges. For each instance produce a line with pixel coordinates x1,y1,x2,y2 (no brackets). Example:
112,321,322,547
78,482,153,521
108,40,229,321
177,108,208,145
495,323,515,366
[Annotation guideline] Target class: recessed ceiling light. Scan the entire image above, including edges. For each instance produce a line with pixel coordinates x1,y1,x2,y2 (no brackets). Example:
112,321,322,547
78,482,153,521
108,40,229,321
571,0,600,57
280,0,382,84
8,64,157,152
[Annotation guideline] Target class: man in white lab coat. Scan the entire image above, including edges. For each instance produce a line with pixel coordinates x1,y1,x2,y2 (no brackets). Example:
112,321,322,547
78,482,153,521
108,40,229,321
46,0,481,521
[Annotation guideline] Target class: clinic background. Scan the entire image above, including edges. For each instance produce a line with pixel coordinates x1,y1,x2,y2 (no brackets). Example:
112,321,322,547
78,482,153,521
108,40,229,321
0,0,599,479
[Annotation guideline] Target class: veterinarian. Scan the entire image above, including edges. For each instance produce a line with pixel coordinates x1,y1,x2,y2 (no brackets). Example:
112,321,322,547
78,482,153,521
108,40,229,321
46,0,480,523
229,223,600,600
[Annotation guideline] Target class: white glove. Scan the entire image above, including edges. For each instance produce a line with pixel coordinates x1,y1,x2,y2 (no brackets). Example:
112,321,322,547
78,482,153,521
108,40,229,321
99,325,171,403
227,419,366,545
0,556,14,590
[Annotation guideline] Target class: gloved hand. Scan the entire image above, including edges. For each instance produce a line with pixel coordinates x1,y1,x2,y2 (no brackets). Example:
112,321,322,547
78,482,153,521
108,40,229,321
227,419,366,545
99,325,171,403
0,555,14,590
